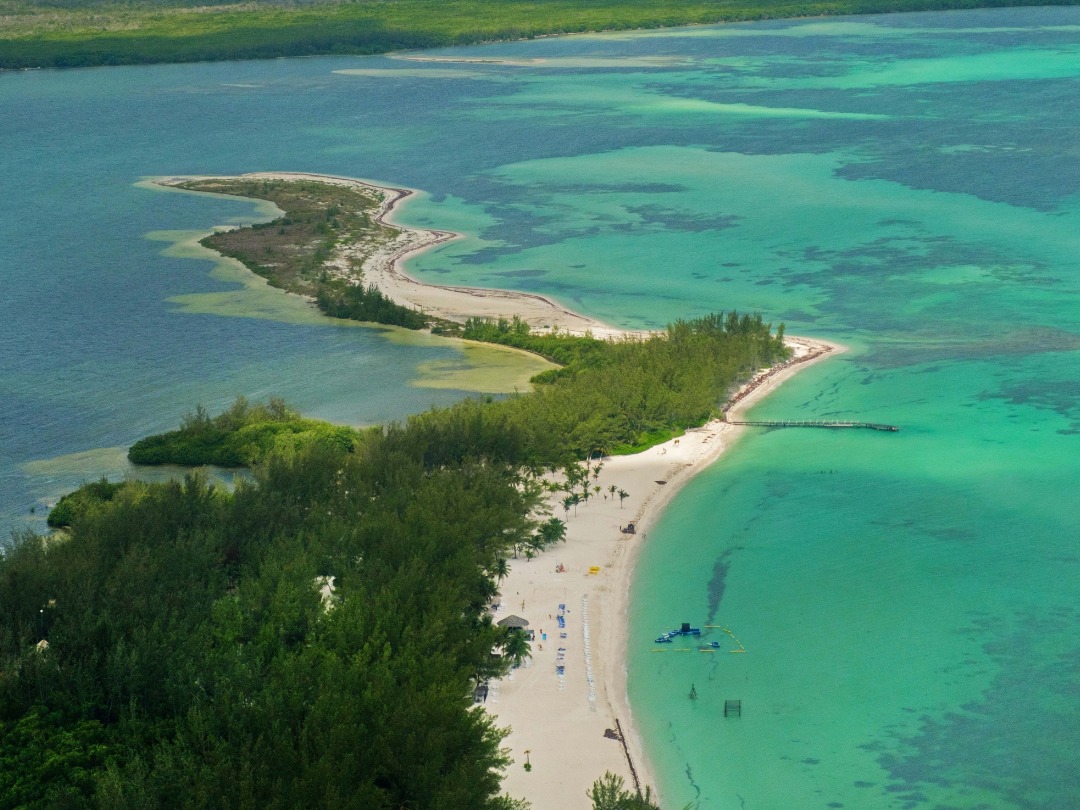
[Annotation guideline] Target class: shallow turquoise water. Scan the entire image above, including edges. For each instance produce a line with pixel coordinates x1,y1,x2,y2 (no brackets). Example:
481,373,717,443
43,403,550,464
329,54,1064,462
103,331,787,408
3,8,1080,807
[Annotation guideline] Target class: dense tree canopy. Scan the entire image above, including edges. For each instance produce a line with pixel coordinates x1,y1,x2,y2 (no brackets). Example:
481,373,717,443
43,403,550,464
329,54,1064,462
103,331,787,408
430,311,789,461
3,430,541,807
127,396,363,467
3,309,784,807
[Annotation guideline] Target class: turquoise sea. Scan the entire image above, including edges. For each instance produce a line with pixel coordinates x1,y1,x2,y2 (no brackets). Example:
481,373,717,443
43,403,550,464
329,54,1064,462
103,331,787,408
3,8,1079,807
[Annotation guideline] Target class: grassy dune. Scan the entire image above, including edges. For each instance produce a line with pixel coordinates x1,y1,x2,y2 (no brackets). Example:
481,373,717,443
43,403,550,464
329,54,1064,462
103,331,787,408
1,0,1067,69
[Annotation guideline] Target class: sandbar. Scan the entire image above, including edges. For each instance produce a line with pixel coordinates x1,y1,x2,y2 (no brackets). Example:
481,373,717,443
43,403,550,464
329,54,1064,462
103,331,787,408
154,171,634,339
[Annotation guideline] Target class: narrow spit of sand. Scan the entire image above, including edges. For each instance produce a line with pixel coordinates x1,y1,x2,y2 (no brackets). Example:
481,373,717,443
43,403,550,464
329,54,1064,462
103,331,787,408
155,171,842,807
154,171,635,339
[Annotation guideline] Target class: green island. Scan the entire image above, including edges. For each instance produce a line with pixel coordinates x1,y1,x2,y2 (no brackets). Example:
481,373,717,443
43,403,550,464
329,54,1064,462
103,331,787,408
0,0,1065,70
1,178,787,807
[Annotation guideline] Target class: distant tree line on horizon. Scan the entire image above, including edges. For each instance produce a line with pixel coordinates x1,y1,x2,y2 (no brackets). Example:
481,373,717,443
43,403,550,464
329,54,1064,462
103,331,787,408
1,0,1066,70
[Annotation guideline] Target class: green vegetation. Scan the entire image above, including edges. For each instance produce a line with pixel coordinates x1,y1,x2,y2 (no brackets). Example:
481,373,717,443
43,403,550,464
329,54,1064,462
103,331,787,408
459,315,610,369
589,771,664,810
4,443,540,807
0,707,111,807
127,395,361,466
126,313,786,470
0,0,1066,69
160,180,782,427
317,281,428,329
422,311,789,462
11,309,784,805
174,177,434,331
46,477,128,529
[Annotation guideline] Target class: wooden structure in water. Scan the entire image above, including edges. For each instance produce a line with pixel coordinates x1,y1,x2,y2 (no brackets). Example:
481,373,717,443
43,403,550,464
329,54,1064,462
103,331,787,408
727,420,898,432
613,719,643,796
724,700,742,718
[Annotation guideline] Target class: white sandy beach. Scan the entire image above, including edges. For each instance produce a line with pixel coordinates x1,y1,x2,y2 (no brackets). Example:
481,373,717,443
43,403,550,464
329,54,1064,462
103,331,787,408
485,336,838,808
156,171,841,807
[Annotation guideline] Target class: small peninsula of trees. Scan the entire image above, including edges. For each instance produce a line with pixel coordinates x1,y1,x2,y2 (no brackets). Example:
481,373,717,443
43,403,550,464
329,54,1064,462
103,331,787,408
123,313,787,469
317,281,428,329
128,395,361,466
459,315,610,368
446,311,788,460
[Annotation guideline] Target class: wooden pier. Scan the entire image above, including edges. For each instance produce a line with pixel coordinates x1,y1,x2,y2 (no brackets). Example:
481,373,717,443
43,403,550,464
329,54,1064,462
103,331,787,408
727,420,898,432
613,719,643,796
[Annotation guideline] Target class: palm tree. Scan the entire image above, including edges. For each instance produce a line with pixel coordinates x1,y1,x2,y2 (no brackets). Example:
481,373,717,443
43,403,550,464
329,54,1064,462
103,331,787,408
608,484,617,501
536,517,566,548
563,463,586,493
502,630,530,669
617,489,629,509
587,772,662,810
493,557,510,583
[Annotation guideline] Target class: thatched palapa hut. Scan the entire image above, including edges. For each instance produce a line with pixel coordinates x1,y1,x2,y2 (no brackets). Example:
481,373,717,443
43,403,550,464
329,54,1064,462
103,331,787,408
497,615,530,630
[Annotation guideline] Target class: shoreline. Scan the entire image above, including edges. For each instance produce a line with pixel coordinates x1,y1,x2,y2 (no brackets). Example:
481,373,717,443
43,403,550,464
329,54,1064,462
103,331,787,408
154,171,842,806
486,335,840,807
